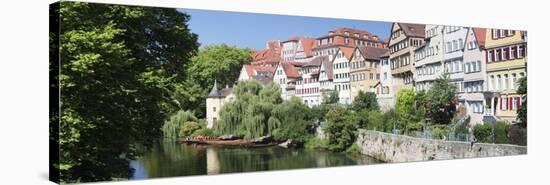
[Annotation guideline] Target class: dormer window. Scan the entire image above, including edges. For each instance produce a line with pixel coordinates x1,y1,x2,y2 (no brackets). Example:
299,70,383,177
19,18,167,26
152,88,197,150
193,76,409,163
344,31,349,36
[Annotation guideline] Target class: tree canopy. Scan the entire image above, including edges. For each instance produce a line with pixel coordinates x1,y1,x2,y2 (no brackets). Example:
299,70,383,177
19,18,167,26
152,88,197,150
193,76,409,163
55,2,198,183
517,76,527,127
352,91,379,112
426,74,457,124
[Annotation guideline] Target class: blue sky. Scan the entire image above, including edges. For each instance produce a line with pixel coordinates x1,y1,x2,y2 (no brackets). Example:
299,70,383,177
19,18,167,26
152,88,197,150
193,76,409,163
179,8,392,50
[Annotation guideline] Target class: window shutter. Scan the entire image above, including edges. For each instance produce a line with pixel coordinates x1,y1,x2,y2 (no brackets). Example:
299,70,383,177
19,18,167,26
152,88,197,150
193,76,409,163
500,98,503,110
517,97,521,109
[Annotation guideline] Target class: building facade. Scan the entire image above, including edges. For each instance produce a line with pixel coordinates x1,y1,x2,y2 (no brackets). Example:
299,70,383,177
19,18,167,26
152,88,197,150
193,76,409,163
350,46,388,100
206,81,235,128
484,29,527,122
462,28,488,125
414,25,444,92
313,27,387,57
388,23,425,92
332,47,354,105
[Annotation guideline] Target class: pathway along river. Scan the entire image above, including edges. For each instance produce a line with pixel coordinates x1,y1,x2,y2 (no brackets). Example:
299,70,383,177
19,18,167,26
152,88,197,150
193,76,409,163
131,140,381,179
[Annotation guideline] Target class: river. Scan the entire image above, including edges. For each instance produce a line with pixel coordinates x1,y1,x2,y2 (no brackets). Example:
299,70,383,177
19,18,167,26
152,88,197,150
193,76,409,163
130,141,381,179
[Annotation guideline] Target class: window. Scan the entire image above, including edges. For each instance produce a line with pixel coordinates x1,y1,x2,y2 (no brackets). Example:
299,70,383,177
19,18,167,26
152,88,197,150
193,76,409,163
497,75,501,90
504,74,509,90
490,76,495,90
213,107,216,112
511,73,517,90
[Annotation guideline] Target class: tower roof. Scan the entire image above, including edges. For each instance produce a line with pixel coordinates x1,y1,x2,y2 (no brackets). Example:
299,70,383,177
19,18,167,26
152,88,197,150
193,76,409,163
208,80,221,98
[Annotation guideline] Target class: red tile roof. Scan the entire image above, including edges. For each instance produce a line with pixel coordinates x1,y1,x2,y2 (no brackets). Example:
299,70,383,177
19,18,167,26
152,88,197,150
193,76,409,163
252,40,281,64
339,47,355,60
473,28,487,48
300,38,316,57
280,62,301,78
357,46,390,60
398,23,425,38
314,27,387,50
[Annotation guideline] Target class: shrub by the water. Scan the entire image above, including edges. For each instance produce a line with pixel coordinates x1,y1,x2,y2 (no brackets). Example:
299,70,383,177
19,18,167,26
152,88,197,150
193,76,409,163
473,124,493,143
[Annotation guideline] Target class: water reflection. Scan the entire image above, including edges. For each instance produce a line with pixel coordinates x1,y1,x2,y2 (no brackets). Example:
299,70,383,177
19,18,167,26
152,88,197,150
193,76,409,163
131,141,381,179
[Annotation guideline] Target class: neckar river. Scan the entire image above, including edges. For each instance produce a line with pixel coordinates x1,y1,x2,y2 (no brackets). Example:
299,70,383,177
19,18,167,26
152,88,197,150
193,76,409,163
130,141,381,179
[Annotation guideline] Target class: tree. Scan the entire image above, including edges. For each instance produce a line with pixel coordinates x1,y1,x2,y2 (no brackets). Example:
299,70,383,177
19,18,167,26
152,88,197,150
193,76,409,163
270,97,316,143
426,74,457,124
395,89,421,132
55,2,198,183
352,91,379,112
321,89,339,104
182,44,253,117
324,106,357,152
517,76,527,127
161,110,199,139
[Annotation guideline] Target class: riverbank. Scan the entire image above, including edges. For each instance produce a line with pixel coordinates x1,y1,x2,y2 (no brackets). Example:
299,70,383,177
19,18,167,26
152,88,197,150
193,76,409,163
178,138,279,148
356,129,527,163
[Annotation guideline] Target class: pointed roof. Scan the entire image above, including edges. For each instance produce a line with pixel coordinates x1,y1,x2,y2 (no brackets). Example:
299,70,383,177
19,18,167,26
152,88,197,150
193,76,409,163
300,38,316,57
473,28,487,48
398,23,426,38
208,80,221,97
339,46,355,60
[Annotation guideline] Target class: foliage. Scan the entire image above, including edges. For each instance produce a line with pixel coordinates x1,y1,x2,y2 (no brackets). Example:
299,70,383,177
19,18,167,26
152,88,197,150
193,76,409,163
395,89,423,133
321,89,339,104
473,124,493,143
161,110,198,139
494,121,510,144
215,81,314,141
356,110,385,132
56,2,198,182
430,125,450,139
324,106,357,152
304,138,330,151
270,97,316,143
508,124,527,146
517,76,527,127
174,44,253,117
345,143,361,155
426,74,457,124
381,109,398,133
352,91,379,112
192,128,215,137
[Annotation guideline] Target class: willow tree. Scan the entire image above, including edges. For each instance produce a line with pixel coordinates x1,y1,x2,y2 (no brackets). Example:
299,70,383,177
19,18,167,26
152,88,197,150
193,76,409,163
214,81,281,139
161,110,199,139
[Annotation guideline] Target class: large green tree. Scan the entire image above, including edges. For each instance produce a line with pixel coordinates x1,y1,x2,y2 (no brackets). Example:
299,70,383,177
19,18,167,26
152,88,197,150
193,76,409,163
180,44,253,117
324,106,357,152
55,2,198,183
352,91,379,112
426,74,457,124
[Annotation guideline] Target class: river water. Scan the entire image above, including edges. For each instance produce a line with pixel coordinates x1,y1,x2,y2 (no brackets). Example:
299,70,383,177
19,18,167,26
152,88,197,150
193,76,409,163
130,141,381,179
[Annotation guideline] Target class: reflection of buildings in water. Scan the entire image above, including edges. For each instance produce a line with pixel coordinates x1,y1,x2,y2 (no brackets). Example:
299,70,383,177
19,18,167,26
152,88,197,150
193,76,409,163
206,147,220,175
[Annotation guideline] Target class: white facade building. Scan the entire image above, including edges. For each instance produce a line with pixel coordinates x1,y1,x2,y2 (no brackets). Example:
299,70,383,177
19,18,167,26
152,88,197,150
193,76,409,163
463,27,488,125
415,25,445,92
376,52,395,111
443,26,469,104
332,47,353,106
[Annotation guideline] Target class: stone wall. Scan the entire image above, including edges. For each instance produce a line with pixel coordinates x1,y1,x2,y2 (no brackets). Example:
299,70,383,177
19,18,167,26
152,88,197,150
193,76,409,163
356,129,527,163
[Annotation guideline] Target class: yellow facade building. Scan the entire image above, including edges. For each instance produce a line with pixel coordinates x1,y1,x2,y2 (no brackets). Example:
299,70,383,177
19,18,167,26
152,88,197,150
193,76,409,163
350,46,388,101
484,29,527,122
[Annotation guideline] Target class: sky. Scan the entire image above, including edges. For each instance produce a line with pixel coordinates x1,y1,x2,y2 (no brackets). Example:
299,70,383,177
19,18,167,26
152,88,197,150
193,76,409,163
179,8,392,50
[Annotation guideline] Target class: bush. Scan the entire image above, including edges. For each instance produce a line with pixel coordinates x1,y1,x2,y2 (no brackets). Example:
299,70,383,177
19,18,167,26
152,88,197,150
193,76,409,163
324,106,357,152
508,124,527,146
162,110,198,139
345,143,361,155
494,121,510,144
304,137,330,151
430,125,450,139
179,121,202,137
192,128,215,137
473,124,493,143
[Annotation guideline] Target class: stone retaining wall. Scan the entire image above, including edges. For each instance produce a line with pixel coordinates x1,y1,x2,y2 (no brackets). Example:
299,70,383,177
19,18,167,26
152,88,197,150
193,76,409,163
356,129,527,163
